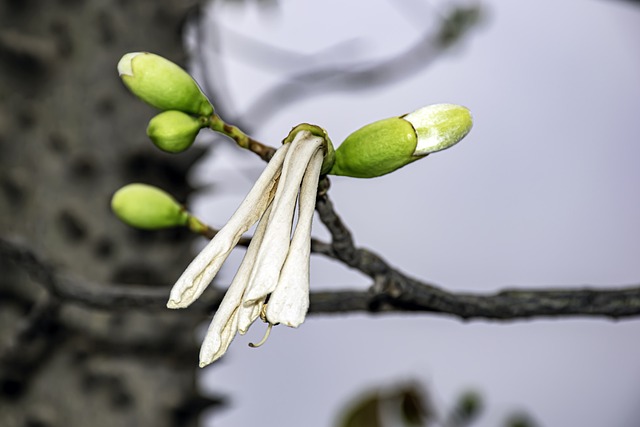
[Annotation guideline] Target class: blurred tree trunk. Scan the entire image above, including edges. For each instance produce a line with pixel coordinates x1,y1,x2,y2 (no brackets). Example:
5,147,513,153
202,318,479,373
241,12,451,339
0,1,218,426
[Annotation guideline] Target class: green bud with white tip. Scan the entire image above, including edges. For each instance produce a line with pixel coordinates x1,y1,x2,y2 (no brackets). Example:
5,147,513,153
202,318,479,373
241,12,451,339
111,183,189,230
118,52,214,117
329,103,472,178
147,110,206,153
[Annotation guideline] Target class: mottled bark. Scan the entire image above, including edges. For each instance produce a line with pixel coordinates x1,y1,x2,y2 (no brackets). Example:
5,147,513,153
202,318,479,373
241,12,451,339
0,2,219,426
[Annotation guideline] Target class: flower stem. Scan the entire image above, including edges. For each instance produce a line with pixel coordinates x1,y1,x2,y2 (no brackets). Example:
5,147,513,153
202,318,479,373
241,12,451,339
208,114,276,162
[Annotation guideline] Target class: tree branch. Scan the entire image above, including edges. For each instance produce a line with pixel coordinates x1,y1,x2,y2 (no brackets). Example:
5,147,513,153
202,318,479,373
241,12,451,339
3,236,640,321
310,282,640,320
311,191,640,320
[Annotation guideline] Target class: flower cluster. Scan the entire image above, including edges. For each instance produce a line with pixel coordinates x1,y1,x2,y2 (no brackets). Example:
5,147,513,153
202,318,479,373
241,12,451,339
118,52,212,153
113,51,474,367
167,130,327,367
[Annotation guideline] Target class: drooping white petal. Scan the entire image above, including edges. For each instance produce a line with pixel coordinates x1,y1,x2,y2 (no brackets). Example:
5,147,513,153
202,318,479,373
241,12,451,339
199,306,239,367
167,144,291,309
266,148,323,327
242,131,324,305
237,299,263,335
198,203,274,367
226,204,269,336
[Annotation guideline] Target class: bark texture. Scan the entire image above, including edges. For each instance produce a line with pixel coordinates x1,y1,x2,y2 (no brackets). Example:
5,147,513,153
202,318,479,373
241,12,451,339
0,1,218,426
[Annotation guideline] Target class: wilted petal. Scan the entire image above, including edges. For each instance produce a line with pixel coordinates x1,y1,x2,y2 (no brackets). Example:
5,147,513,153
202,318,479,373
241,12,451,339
238,299,263,335
243,131,324,305
266,148,323,327
198,204,274,366
233,204,272,335
167,144,291,309
199,307,239,367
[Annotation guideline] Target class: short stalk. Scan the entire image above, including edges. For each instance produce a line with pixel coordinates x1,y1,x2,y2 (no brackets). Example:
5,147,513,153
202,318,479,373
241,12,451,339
208,114,276,161
187,214,212,237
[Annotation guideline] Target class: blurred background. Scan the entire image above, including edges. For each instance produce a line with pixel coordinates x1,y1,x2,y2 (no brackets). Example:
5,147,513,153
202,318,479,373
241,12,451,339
1,1,639,427
189,1,640,426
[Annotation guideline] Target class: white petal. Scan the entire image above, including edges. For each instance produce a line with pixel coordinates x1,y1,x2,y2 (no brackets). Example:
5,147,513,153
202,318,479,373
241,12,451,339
243,131,324,305
199,307,239,367
167,144,291,309
117,52,142,76
404,104,473,155
266,148,323,327
233,203,272,335
198,204,274,366
238,299,263,335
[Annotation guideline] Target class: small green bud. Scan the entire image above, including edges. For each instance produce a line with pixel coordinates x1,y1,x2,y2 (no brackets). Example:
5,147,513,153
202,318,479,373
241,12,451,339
329,104,472,178
111,183,189,230
283,123,335,175
147,110,205,153
118,52,214,117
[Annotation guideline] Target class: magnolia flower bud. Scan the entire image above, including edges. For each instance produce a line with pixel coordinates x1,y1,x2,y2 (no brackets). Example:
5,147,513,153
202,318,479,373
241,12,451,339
329,104,473,178
111,183,188,229
118,52,214,117
147,110,205,153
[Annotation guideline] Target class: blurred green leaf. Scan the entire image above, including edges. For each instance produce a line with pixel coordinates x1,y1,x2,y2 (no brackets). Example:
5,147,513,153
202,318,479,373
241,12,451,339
337,383,431,427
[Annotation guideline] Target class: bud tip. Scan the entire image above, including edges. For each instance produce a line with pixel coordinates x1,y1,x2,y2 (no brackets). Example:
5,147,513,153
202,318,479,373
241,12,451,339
117,52,143,77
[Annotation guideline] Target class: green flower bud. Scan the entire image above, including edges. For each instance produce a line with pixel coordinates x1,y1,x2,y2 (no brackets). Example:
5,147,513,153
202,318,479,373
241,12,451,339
118,52,214,117
111,183,189,229
147,110,205,153
329,104,472,178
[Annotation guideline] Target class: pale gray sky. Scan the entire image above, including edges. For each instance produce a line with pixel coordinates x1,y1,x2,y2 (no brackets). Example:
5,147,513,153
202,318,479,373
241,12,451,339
189,1,640,426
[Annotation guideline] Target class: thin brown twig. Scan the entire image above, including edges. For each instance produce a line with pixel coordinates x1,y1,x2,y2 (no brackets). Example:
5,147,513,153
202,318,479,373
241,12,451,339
3,237,640,321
